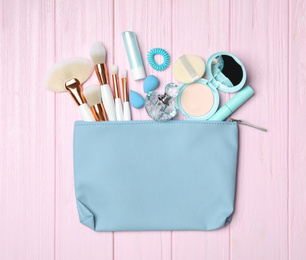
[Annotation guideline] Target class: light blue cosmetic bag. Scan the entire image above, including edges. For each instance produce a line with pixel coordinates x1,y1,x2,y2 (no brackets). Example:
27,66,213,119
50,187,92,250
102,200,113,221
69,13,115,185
73,120,238,231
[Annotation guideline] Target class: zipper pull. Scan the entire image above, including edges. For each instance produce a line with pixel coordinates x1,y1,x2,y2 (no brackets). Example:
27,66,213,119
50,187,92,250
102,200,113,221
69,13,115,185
229,118,267,132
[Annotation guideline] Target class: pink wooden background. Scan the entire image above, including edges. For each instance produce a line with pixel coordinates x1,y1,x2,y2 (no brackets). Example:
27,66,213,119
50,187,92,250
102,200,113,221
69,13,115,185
0,0,305,259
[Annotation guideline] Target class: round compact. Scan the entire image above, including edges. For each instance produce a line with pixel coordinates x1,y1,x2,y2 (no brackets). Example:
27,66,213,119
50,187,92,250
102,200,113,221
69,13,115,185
180,81,215,117
175,52,247,120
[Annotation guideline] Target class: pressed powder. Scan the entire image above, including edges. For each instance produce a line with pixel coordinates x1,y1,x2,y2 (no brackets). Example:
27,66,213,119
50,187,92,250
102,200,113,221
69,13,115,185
180,83,214,117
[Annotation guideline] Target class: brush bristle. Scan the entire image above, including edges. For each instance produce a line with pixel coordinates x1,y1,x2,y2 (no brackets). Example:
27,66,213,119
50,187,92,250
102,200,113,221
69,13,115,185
83,85,102,106
45,57,93,92
90,42,106,64
111,65,118,75
121,70,127,78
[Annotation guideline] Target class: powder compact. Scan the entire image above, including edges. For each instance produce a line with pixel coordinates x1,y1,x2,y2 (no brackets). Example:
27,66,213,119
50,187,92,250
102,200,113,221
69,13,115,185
175,52,247,120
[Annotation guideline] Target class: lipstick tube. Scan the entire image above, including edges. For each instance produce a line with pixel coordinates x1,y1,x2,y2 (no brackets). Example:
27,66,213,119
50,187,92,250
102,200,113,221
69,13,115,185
122,31,146,80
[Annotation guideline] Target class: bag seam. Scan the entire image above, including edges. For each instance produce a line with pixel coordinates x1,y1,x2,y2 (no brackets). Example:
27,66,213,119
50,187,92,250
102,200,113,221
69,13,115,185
75,121,237,127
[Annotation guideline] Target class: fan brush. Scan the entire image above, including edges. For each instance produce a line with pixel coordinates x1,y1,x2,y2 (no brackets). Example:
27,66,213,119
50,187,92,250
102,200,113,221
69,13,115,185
45,57,95,121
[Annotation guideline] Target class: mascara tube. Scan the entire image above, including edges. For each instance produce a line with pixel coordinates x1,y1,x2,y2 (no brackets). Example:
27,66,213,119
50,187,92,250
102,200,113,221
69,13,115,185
209,85,254,121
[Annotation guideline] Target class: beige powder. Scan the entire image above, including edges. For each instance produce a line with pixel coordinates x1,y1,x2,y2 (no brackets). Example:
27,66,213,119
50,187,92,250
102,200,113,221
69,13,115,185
180,83,214,117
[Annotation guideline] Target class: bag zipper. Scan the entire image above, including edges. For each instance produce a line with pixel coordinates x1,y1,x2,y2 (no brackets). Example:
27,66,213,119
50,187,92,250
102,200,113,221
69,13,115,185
229,118,267,132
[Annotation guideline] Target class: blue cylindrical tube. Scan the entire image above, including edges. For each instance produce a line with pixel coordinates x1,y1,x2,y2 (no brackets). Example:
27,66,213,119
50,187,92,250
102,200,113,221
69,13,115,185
209,85,254,121
122,31,146,80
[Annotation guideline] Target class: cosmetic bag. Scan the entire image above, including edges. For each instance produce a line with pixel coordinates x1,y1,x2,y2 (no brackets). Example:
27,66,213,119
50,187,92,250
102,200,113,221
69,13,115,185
73,120,238,231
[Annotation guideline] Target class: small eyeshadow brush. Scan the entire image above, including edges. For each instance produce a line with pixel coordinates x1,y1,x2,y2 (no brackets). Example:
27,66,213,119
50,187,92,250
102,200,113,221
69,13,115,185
121,70,131,121
111,65,123,121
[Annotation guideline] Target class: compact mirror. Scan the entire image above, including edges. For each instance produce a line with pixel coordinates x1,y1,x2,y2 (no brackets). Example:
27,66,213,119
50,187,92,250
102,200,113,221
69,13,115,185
176,52,248,120
212,55,243,86
206,52,246,93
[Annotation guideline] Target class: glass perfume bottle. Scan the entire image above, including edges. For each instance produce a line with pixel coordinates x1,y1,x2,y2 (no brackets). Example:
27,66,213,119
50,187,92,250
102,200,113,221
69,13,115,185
145,83,179,121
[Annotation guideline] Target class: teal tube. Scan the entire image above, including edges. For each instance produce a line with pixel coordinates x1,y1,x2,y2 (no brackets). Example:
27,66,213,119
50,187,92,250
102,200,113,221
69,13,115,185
122,31,146,80
209,85,254,121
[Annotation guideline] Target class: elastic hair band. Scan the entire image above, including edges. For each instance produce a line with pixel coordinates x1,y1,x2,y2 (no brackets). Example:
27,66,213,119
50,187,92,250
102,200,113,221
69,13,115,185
147,48,170,71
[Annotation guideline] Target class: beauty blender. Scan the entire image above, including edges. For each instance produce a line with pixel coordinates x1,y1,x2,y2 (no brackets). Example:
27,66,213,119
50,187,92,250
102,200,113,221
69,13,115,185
173,55,206,84
45,57,95,121
143,75,159,93
129,90,145,109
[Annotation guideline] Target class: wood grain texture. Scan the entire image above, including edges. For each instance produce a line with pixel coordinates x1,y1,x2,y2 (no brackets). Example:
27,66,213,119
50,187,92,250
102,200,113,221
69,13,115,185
172,0,231,259
54,0,113,259
229,0,289,259
289,0,306,259
0,0,306,259
0,0,55,259
113,0,172,259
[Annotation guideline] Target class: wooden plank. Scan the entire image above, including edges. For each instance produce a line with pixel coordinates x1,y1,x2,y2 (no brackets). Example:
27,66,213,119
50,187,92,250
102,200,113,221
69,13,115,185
114,232,171,260
113,0,174,120
229,0,289,259
171,0,231,259
0,0,55,259
54,0,114,259
289,0,306,258
173,0,231,120
1,0,303,259
113,0,172,259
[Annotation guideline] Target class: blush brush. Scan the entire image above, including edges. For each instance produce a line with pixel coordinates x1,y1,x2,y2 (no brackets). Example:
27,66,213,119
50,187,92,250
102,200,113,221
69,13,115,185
90,42,117,121
83,85,107,121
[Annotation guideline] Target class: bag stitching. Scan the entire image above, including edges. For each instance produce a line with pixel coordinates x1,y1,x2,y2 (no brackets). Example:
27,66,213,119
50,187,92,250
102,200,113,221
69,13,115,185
75,122,236,127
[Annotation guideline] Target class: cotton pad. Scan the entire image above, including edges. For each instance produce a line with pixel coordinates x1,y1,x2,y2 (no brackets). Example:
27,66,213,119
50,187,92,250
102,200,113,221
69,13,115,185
173,55,205,84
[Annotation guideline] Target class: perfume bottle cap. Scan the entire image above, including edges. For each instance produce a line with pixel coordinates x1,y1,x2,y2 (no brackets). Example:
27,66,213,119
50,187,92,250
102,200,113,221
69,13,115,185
165,83,179,97
145,83,178,121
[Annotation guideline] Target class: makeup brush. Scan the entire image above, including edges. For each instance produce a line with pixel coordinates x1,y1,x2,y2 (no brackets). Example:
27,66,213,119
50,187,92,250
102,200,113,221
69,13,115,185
83,85,107,121
90,42,116,121
45,57,95,121
111,65,123,121
121,70,131,121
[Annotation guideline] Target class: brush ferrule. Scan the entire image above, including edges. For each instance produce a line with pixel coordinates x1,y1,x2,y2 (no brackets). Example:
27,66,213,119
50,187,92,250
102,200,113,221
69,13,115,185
91,103,107,121
65,78,86,106
112,74,120,99
95,63,109,85
121,77,129,102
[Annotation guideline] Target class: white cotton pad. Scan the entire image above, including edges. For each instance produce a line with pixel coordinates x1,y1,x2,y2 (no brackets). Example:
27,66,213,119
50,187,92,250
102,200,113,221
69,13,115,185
180,83,214,117
173,55,206,83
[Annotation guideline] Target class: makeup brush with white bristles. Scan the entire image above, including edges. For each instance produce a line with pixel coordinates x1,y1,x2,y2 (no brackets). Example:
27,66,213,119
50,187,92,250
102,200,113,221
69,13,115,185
90,42,116,121
83,85,107,121
45,57,95,121
111,65,123,121
121,70,131,121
